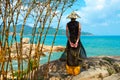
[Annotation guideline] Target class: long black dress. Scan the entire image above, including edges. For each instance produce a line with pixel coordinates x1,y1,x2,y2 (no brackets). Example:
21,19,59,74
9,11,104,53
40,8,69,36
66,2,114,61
66,21,87,66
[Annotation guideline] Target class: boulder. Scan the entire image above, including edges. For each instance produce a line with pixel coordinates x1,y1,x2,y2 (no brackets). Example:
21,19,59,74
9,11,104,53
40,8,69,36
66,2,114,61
22,38,30,44
103,73,120,80
24,56,120,80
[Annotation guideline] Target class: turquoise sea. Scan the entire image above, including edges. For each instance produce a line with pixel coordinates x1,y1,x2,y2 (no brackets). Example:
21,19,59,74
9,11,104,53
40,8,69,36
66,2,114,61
6,35,120,70
40,35,120,65
8,35,120,56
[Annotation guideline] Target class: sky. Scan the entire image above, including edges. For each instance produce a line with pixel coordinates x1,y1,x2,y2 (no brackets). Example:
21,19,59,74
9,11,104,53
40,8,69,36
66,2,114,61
0,0,120,35
61,0,120,35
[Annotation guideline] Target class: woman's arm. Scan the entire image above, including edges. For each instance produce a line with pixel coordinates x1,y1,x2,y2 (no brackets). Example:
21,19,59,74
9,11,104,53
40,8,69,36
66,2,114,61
66,25,70,41
66,24,74,47
76,23,81,43
75,23,81,47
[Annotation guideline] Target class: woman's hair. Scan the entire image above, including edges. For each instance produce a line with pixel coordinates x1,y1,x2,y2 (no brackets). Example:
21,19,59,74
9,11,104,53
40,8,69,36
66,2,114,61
71,18,76,21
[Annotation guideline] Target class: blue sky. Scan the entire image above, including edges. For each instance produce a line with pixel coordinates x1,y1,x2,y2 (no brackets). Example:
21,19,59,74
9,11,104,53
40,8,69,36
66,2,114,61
0,0,120,35
61,0,120,35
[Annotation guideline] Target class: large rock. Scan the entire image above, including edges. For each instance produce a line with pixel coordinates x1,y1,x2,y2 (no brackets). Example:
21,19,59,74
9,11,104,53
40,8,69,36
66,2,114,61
103,73,120,80
72,68,109,80
10,42,65,59
22,38,30,44
24,56,120,80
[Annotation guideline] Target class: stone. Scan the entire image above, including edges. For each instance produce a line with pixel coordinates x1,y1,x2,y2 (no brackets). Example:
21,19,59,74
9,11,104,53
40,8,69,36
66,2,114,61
22,38,30,44
49,76,60,80
103,73,120,80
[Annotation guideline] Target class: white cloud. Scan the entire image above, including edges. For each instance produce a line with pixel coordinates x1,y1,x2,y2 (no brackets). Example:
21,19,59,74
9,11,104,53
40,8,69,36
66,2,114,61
73,0,120,35
21,6,28,10
78,0,120,26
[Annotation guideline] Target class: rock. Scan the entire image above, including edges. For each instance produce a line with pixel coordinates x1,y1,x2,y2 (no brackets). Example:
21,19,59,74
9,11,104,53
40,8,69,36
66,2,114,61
10,43,65,59
53,46,65,52
22,38,30,44
113,62,120,73
42,45,65,52
103,73,120,80
49,76,60,80
24,56,120,80
72,68,109,80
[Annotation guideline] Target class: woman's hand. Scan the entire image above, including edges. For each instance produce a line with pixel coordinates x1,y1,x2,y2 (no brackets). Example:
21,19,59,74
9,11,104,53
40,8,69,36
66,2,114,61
69,41,74,47
69,41,78,48
74,42,78,48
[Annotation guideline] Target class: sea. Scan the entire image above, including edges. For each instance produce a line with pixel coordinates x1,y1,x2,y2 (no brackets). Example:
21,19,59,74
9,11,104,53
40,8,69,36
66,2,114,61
22,35,120,57
5,35,120,70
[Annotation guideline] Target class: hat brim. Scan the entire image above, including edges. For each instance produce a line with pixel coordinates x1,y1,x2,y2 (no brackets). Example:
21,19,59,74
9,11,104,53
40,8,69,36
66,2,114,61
66,12,81,19
66,15,81,19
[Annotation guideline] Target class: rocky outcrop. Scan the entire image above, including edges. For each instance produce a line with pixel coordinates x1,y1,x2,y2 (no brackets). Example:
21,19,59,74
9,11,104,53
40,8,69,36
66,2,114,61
0,38,65,61
103,73,120,80
22,38,30,44
9,39,65,59
26,56,120,80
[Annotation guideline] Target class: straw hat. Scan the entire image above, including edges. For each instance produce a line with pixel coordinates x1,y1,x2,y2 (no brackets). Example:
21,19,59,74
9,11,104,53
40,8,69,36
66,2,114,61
67,11,80,19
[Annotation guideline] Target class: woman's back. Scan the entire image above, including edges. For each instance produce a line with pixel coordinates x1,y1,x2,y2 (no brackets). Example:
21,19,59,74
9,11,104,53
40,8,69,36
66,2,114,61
67,21,79,43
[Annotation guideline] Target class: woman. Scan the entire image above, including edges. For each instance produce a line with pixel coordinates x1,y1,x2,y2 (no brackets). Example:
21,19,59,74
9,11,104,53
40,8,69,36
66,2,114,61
65,11,87,75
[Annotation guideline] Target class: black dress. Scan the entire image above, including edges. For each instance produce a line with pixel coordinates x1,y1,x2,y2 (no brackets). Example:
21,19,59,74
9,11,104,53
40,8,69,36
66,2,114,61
66,21,87,66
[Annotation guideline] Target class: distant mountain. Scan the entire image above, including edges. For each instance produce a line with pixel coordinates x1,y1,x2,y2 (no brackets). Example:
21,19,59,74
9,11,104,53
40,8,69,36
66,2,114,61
10,25,33,35
9,24,93,35
81,31,93,35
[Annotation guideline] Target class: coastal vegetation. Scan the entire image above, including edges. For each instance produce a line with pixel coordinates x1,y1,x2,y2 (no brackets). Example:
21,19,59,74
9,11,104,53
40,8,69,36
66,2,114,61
0,0,79,79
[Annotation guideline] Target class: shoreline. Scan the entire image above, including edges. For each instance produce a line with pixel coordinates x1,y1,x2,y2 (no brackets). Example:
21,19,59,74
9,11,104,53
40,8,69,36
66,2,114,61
1,55,120,79
8,33,120,37
24,56,120,80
